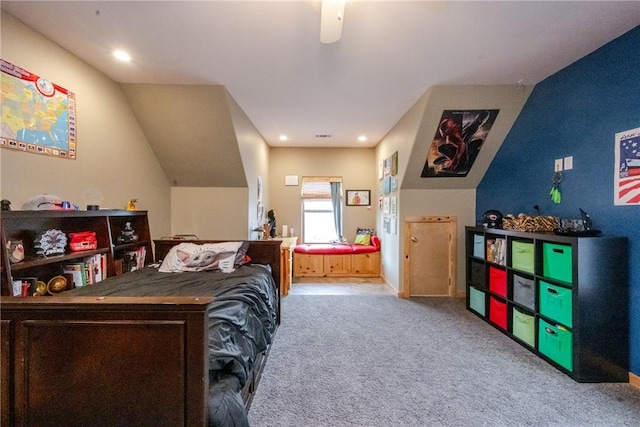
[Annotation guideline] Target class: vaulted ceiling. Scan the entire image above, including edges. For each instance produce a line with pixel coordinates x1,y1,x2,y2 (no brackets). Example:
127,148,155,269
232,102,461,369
3,1,640,148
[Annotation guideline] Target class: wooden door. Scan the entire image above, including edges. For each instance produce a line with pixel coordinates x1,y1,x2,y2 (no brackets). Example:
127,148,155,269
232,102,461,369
403,216,456,297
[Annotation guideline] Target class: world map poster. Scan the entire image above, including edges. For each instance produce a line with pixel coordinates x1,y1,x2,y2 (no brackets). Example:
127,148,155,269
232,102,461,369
1,59,76,159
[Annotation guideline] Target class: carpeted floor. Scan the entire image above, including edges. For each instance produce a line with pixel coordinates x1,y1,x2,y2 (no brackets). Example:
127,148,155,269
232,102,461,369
248,295,640,427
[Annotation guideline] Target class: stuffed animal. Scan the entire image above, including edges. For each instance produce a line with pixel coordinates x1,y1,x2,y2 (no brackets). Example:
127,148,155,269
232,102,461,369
7,240,25,263
126,199,138,210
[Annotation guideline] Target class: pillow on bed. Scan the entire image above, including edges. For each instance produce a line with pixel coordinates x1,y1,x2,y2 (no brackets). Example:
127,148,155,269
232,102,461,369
159,241,244,273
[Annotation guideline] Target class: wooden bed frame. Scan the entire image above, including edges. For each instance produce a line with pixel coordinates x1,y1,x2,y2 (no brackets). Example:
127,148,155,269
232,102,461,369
1,239,281,427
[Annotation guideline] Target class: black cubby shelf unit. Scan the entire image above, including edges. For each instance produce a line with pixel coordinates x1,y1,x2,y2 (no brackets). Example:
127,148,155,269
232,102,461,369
465,226,629,383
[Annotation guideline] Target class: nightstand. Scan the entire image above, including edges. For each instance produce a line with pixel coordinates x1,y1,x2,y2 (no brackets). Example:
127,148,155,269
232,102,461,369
273,237,297,296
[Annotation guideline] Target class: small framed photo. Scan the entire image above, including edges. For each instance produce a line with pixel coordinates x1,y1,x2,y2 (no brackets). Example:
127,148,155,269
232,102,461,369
346,190,370,206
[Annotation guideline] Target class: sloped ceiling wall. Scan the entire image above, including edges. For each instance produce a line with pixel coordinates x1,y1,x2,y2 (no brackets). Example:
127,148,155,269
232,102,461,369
120,83,532,193
402,85,533,190
120,84,247,188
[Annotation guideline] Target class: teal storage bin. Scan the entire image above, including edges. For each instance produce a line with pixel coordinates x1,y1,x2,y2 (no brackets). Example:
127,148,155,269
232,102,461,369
543,242,573,283
512,307,535,347
469,286,486,316
511,241,534,273
473,234,484,258
538,318,573,371
539,280,572,327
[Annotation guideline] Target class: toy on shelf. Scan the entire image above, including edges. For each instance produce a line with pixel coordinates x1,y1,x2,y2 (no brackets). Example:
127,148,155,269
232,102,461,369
117,222,138,244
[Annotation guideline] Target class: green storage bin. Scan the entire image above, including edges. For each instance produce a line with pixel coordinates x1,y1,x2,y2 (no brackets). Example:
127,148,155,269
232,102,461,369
538,318,573,371
469,286,486,316
543,243,573,283
511,241,534,273
512,307,535,347
539,280,572,327
473,234,484,258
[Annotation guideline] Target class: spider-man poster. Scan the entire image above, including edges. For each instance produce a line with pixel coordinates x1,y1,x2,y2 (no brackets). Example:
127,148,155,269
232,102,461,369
421,109,499,177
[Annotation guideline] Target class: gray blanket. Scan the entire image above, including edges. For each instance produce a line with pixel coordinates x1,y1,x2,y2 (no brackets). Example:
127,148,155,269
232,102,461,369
68,264,278,426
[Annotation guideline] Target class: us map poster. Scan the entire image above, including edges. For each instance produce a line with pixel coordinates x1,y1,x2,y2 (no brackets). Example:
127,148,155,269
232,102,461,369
1,59,76,159
614,126,640,205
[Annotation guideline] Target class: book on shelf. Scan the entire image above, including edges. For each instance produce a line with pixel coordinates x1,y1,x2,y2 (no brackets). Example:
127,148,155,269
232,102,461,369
12,277,37,297
486,238,506,265
62,262,87,288
61,253,107,287
121,246,146,273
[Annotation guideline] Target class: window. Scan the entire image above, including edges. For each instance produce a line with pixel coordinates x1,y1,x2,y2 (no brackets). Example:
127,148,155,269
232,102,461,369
301,177,342,243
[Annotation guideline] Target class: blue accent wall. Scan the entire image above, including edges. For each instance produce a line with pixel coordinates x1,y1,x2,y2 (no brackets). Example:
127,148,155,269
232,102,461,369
477,26,640,376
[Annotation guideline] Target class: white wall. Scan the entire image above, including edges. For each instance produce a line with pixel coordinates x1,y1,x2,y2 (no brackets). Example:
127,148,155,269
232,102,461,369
0,12,171,239
375,91,429,291
269,147,377,243
170,187,248,239
377,85,532,294
227,91,271,236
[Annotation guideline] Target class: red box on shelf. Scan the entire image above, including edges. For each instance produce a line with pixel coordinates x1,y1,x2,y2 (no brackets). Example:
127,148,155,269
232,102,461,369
68,231,97,252
489,296,507,330
489,266,507,297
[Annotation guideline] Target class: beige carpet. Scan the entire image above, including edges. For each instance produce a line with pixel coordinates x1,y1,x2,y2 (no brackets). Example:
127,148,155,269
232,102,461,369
289,277,396,296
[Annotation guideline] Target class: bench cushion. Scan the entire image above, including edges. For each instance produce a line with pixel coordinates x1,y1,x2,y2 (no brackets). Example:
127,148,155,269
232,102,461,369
294,244,353,254
294,236,380,254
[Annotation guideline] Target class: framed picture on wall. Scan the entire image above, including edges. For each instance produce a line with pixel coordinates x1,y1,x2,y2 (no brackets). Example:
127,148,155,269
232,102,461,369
391,151,398,176
614,126,640,205
346,190,370,206
384,176,392,194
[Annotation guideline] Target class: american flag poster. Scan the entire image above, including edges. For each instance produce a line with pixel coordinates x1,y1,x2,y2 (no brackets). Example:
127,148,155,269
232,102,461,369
615,126,640,205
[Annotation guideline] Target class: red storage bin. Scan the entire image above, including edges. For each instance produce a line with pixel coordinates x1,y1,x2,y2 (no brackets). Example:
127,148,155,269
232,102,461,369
489,296,507,330
489,266,507,297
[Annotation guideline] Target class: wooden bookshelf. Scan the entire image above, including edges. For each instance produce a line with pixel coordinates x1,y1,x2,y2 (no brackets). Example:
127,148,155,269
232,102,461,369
1,210,152,296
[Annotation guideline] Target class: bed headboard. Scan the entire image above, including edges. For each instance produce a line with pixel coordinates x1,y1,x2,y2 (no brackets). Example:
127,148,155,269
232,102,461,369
153,239,282,293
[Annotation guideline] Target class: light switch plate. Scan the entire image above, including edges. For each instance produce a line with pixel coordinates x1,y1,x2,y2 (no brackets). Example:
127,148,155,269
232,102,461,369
555,159,563,172
564,156,573,170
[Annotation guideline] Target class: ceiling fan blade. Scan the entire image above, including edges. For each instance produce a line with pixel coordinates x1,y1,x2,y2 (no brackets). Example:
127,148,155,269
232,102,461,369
320,0,345,44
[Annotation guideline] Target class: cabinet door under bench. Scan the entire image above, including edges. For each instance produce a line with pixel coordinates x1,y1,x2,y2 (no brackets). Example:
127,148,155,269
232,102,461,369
324,254,351,275
465,226,628,383
351,252,380,276
294,253,325,276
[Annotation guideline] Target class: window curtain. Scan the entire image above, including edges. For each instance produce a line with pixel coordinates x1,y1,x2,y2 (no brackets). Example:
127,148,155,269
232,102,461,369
330,182,342,241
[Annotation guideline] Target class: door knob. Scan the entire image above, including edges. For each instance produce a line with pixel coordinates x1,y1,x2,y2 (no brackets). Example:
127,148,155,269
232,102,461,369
411,237,418,242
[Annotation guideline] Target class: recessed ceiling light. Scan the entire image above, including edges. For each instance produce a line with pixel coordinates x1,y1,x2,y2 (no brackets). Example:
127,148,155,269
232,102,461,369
113,50,131,62
279,135,288,141
358,135,367,142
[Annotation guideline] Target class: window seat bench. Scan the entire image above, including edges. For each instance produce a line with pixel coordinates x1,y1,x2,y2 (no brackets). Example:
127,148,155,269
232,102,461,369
293,237,380,278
